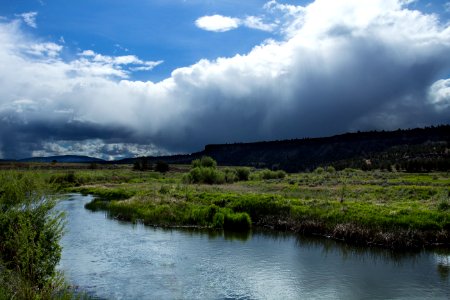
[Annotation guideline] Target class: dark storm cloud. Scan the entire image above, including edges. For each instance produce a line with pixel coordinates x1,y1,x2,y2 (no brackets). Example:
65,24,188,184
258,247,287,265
0,116,135,159
0,0,450,159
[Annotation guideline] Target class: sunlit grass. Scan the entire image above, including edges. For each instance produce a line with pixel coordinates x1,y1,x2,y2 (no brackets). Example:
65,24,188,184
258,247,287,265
3,166,448,249
51,167,450,249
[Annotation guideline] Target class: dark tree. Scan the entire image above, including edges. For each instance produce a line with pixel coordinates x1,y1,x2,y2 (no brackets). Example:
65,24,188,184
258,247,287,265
133,157,152,171
155,161,169,173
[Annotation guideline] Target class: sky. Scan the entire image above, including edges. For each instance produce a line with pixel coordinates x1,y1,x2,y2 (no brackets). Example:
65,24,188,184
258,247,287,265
0,0,450,160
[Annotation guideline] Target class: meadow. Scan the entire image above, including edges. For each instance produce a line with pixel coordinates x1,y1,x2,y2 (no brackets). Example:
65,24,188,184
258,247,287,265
28,160,450,250
2,160,450,252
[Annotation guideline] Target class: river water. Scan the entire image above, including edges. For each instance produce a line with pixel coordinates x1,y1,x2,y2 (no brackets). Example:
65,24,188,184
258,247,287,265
57,194,450,299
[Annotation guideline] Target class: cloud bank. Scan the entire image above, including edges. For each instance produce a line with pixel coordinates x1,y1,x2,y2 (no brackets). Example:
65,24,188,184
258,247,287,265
1,0,450,159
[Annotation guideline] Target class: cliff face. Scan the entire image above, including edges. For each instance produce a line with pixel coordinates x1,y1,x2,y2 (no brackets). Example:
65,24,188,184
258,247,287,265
198,126,450,171
123,125,450,172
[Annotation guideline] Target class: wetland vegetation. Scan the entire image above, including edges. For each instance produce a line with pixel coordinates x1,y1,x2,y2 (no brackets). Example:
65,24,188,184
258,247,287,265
1,157,450,298
14,157,447,250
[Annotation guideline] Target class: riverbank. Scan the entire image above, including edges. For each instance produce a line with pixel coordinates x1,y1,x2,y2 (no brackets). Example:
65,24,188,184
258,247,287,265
65,168,450,250
59,193,450,299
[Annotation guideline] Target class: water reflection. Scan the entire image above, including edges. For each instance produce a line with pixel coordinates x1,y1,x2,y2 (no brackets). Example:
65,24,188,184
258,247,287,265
435,252,450,280
58,194,450,300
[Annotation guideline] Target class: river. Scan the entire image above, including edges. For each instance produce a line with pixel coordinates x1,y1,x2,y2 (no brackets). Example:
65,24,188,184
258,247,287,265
57,194,450,299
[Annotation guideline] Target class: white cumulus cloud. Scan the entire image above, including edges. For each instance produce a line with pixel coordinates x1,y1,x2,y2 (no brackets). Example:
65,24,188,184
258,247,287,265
195,15,240,32
195,13,276,33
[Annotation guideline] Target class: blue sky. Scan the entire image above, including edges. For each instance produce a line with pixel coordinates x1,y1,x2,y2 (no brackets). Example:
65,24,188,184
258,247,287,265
0,0,450,159
1,0,309,81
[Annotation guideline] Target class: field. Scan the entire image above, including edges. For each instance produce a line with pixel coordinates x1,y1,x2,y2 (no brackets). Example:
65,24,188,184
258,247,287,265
5,161,445,250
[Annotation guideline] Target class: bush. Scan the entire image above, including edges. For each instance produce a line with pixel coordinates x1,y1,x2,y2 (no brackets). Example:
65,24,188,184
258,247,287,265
325,166,336,173
261,169,286,180
235,167,250,181
314,167,325,174
184,167,225,184
186,158,252,185
155,161,169,173
223,168,237,183
185,157,228,184
0,171,65,294
133,157,152,171
192,156,217,168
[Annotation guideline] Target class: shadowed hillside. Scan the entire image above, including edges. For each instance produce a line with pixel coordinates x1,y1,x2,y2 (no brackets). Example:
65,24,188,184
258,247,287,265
18,155,105,163
121,125,450,172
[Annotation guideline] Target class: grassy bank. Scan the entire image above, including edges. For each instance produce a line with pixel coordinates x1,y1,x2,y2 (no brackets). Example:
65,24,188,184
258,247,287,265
60,166,450,250
1,165,448,249
0,171,86,299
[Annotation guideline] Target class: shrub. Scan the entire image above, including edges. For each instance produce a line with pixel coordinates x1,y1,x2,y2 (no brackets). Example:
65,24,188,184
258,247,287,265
0,171,65,293
155,161,169,173
133,157,152,171
184,167,225,184
192,156,217,168
223,168,237,183
314,167,325,174
325,166,336,173
185,157,227,184
260,169,287,180
235,167,250,181
276,170,287,179
191,159,201,168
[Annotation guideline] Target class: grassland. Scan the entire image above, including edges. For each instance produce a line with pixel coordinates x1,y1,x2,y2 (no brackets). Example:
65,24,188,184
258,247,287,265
2,162,450,249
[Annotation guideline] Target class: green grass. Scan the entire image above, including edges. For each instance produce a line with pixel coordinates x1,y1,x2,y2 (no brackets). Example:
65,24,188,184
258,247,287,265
4,166,449,249
63,168,450,248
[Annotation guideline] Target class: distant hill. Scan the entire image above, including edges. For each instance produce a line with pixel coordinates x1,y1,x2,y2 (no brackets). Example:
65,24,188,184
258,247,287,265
122,125,450,172
19,155,105,163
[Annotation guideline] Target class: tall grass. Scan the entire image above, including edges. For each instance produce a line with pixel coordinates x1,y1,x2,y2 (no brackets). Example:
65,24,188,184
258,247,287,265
74,168,450,249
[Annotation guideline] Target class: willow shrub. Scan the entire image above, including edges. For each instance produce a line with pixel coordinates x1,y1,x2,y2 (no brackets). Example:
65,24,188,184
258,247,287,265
0,171,65,296
185,157,252,184
183,167,226,184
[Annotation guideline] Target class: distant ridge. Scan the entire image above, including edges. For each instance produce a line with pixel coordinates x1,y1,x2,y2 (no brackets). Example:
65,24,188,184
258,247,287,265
8,125,450,172
18,155,105,163
120,125,450,172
